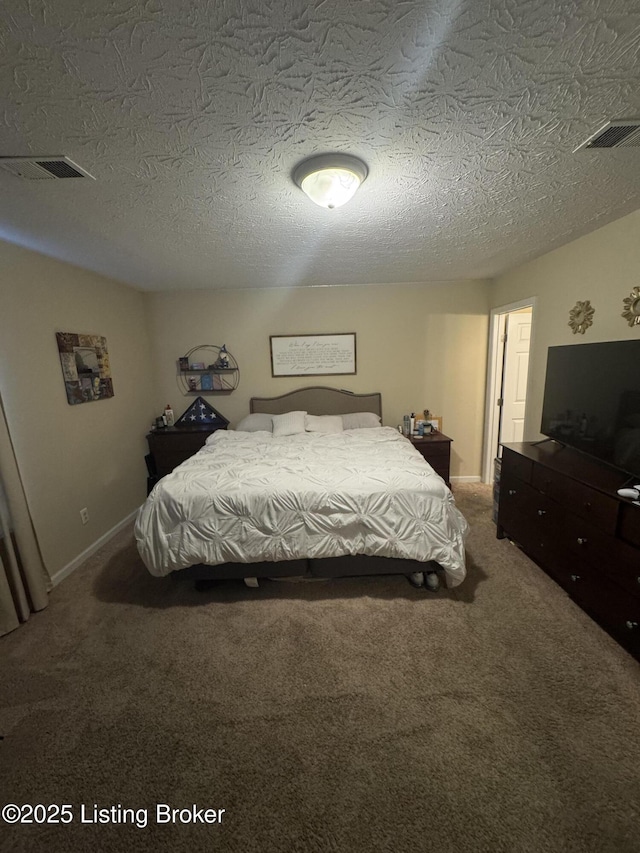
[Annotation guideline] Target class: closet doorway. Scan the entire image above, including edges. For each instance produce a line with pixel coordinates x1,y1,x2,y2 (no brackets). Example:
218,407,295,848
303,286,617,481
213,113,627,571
482,299,535,483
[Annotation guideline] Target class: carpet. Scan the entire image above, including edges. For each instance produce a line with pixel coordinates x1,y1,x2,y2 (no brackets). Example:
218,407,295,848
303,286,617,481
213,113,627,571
1,483,639,853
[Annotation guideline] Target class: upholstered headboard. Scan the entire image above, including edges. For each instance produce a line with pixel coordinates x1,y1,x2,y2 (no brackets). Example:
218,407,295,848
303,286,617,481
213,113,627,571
250,386,382,418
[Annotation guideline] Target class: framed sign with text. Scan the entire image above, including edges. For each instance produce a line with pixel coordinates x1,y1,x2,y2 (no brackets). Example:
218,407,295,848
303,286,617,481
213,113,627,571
270,333,357,377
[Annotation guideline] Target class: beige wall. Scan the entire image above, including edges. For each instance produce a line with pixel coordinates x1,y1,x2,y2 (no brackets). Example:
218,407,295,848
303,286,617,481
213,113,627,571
0,240,156,579
490,208,640,441
147,281,491,479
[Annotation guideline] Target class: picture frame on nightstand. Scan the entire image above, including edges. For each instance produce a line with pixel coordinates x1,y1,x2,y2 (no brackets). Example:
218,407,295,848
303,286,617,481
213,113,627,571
426,417,442,433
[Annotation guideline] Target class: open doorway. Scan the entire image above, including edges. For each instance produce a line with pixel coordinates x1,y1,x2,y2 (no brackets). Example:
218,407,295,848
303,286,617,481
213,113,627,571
482,298,535,483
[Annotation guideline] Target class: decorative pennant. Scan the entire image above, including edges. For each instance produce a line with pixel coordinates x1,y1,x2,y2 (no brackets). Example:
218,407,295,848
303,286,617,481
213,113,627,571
175,396,229,427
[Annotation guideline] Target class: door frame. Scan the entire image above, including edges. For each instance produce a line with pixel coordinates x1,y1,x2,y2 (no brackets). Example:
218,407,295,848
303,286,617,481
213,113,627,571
482,297,536,483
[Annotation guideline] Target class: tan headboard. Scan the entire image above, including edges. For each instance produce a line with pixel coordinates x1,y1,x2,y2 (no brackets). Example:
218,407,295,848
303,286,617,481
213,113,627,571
250,386,382,418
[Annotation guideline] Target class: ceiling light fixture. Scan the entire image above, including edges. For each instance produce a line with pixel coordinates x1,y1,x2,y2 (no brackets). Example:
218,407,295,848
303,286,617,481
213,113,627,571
293,154,368,209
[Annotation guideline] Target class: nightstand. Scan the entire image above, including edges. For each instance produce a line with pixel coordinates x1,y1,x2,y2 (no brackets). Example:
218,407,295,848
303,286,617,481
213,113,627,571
408,433,453,486
146,424,227,489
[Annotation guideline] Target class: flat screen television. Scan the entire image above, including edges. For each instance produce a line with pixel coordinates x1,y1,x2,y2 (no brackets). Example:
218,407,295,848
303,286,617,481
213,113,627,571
540,339,640,481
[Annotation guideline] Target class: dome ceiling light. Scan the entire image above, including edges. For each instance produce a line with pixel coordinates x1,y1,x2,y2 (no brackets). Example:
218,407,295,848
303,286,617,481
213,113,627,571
293,154,368,209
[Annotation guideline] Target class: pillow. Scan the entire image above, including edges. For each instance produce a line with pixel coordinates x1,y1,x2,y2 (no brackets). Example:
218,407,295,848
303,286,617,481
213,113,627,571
235,413,274,432
305,414,344,434
271,410,307,436
342,412,382,430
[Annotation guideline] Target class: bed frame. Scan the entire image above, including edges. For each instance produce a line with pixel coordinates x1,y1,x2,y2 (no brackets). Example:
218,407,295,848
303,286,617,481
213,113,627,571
180,387,440,587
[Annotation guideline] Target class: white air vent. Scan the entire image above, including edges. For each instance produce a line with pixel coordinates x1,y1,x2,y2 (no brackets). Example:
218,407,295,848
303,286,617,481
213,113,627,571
0,156,94,180
574,120,640,152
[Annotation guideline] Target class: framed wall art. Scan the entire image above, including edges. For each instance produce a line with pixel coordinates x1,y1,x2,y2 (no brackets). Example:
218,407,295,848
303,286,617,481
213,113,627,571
270,333,356,377
56,332,114,405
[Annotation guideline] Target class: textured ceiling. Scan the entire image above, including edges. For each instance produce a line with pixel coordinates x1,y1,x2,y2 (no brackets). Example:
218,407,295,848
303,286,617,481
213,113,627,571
1,0,640,291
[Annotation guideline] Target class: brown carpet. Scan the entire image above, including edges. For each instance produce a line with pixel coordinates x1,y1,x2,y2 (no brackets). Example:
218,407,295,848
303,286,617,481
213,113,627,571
1,483,639,853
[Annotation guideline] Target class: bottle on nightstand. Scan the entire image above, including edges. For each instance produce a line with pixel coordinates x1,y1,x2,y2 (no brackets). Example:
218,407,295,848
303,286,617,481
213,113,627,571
164,404,175,427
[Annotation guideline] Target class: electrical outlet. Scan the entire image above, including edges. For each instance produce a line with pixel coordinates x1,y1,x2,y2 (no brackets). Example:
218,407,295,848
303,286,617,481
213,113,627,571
80,507,89,525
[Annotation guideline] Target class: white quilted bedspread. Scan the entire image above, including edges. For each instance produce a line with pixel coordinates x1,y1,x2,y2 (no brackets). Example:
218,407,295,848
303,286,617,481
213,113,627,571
135,427,469,586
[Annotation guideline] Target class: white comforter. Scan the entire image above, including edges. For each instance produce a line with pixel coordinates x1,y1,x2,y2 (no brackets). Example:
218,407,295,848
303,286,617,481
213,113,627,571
135,427,469,586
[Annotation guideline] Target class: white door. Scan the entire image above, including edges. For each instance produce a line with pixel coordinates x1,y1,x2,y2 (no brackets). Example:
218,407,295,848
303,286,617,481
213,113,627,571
499,310,532,444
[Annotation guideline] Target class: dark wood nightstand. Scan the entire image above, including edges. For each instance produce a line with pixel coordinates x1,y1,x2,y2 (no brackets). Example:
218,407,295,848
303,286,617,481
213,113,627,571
408,433,453,486
146,425,227,488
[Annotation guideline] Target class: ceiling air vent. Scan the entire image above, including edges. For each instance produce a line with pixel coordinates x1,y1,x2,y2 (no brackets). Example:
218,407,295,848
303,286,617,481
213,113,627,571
0,156,94,180
574,120,640,152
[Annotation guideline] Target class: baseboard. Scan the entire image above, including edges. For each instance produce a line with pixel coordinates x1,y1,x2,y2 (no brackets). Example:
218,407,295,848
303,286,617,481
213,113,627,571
450,475,482,483
49,508,138,587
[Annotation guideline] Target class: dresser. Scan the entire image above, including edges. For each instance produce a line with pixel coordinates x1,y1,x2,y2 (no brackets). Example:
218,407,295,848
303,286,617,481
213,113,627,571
497,441,640,660
146,425,226,489
408,433,452,486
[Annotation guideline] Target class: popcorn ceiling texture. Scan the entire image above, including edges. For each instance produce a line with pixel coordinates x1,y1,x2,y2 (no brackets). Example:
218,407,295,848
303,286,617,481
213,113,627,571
1,0,640,290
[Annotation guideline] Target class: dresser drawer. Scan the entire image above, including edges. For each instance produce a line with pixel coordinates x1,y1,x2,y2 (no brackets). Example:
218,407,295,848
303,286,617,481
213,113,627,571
410,436,451,485
533,542,640,657
418,445,449,462
498,473,532,533
562,528,640,599
567,570,640,657
543,553,596,596
424,453,450,481
430,463,451,483
501,447,533,485
531,464,618,534
498,474,555,549
556,517,640,599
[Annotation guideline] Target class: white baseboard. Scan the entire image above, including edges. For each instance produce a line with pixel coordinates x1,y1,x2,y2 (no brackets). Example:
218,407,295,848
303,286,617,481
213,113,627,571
49,508,138,587
450,475,482,483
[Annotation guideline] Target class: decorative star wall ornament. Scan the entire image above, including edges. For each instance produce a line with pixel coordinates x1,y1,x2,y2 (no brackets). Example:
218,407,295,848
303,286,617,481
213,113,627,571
175,397,229,427
568,300,595,335
621,286,640,327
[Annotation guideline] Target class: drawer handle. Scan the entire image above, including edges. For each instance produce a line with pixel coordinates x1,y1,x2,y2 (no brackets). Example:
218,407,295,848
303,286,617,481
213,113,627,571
508,489,516,496
626,621,639,631
570,574,581,582
537,509,546,516
577,537,588,545
583,502,592,510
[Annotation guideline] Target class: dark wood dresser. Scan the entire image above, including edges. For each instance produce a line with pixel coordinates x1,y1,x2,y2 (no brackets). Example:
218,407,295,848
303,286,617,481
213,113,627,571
146,425,226,488
408,433,452,486
497,441,640,661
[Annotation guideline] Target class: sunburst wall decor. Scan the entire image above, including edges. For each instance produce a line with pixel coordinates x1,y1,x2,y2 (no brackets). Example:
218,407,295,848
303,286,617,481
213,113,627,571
568,300,595,335
621,286,640,327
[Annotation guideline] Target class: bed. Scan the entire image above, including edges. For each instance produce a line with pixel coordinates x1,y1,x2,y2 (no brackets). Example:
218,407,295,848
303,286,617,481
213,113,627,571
135,387,468,588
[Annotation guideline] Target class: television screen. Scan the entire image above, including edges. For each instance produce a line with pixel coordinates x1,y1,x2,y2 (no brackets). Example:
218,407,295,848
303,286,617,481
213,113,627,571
540,340,640,480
